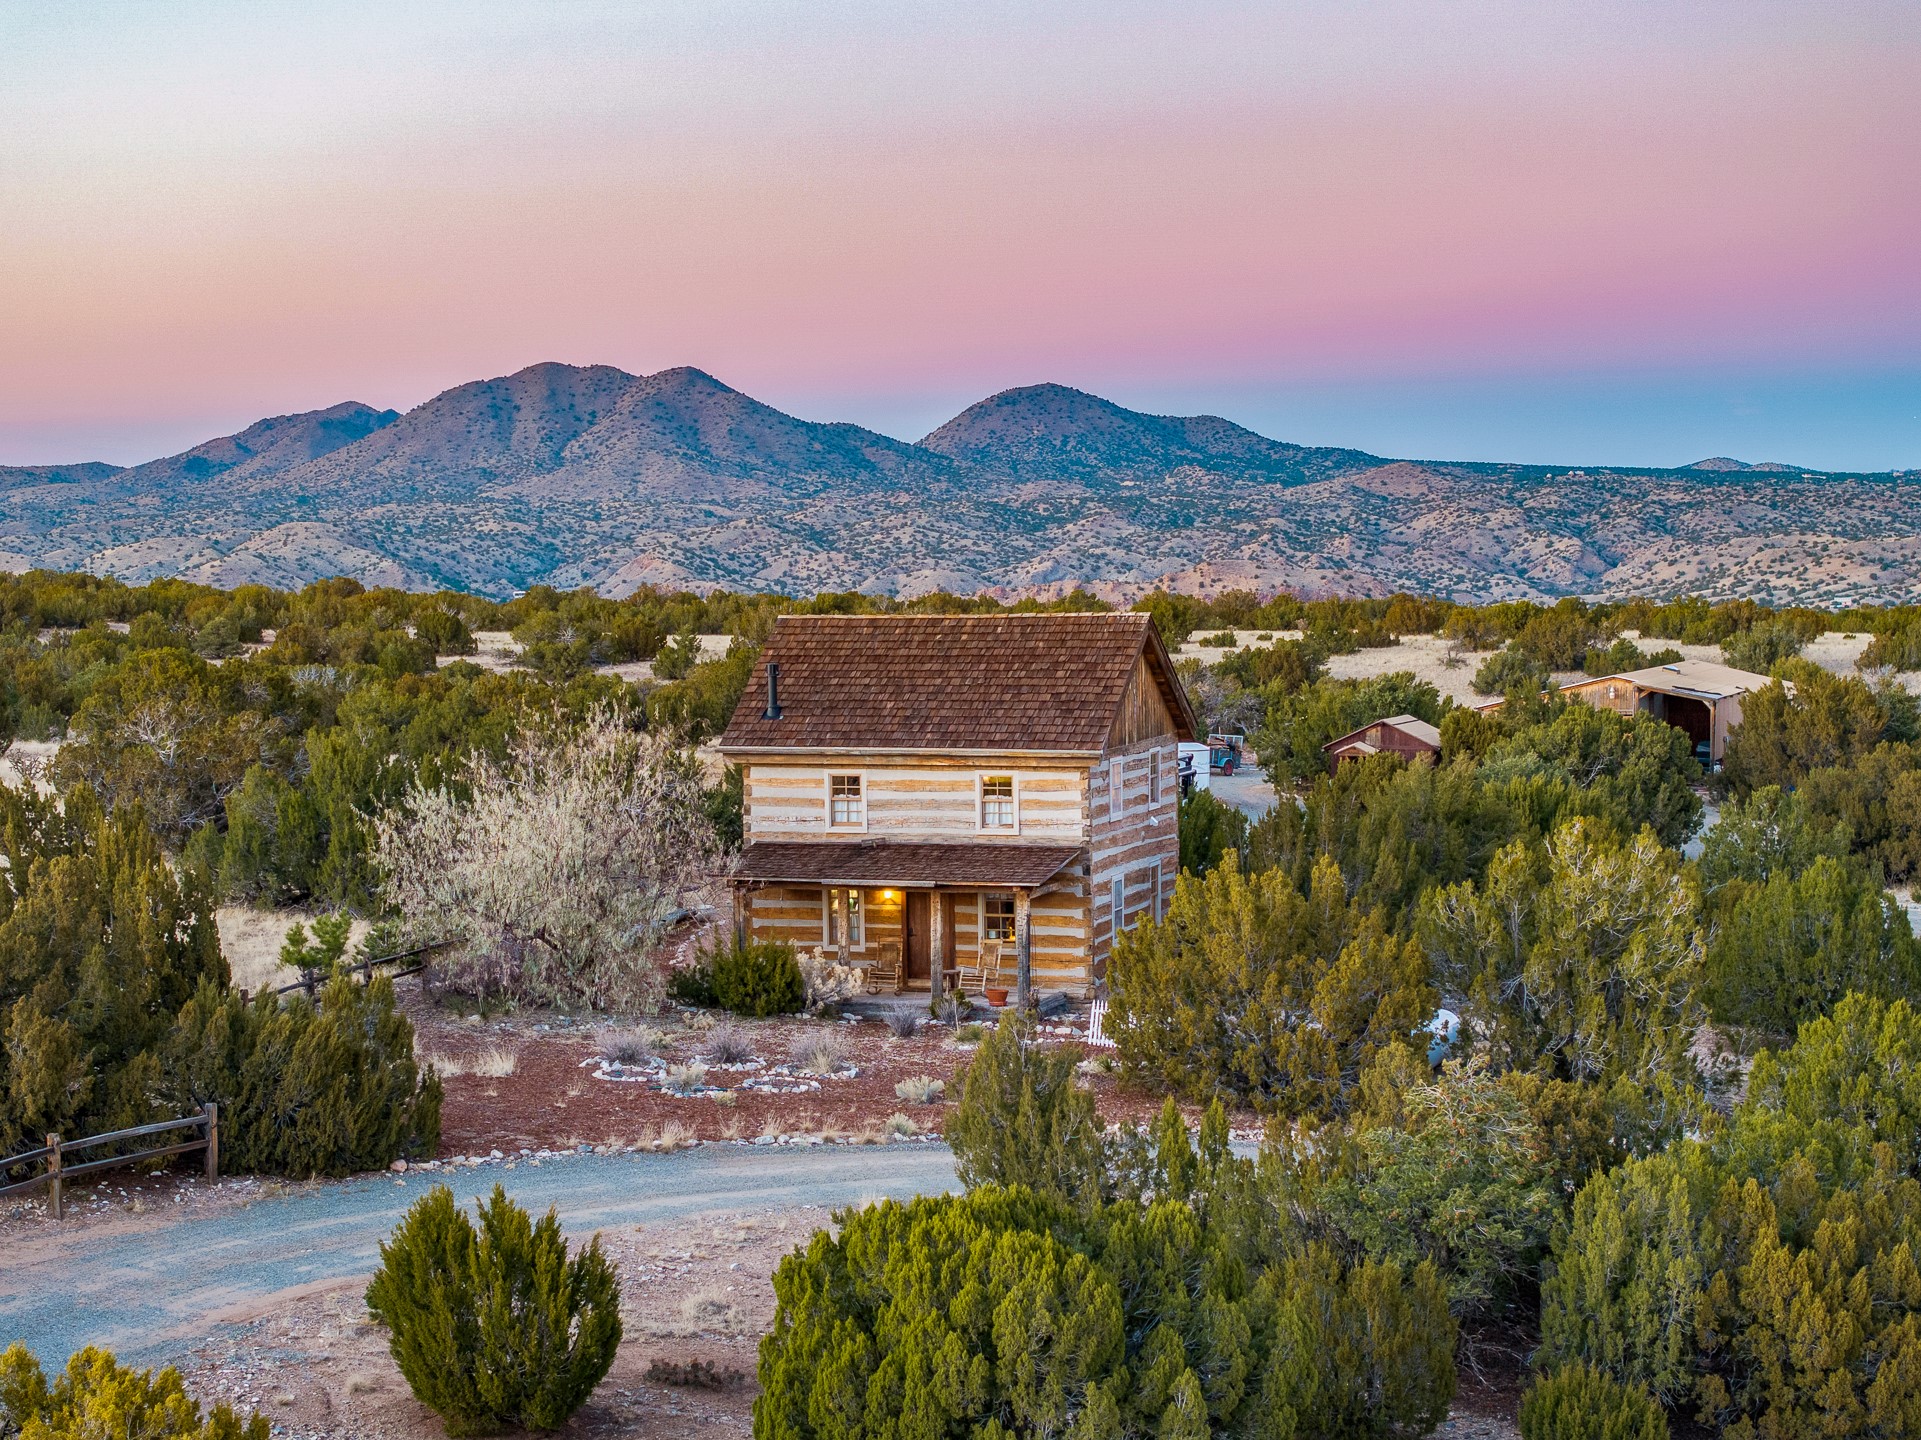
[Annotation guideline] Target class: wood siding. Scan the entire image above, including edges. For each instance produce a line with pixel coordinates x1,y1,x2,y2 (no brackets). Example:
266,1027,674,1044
1108,654,1180,748
742,878,1089,988
1086,734,1179,977
744,759,1086,842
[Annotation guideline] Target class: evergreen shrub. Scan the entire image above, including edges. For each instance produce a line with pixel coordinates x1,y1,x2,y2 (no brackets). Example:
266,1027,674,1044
1176,786,1247,875
667,960,718,1007
1295,1052,1562,1320
1704,854,1921,1034
1109,854,1434,1118
754,1186,1455,1440
365,1184,622,1436
0,787,226,1156
946,1012,1106,1205
0,1342,267,1440
1537,994,1921,1435
166,974,441,1177
709,940,803,1017
1518,1365,1667,1440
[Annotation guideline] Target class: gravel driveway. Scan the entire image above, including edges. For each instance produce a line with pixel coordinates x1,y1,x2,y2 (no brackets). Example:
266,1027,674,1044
4,1143,957,1368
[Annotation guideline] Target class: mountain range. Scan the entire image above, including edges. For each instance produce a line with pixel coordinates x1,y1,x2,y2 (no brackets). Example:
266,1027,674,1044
4,363,1917,605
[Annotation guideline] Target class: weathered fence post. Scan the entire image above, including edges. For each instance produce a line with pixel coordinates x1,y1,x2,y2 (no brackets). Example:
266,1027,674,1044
45,1133,62,1220
203,1102,219,1182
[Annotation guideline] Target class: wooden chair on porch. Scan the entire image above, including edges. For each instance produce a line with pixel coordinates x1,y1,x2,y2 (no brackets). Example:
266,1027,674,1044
868,941,903,995
956,938,1003,996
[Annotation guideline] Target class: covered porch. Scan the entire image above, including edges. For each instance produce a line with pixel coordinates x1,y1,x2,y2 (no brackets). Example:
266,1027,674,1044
729,840,1084,1004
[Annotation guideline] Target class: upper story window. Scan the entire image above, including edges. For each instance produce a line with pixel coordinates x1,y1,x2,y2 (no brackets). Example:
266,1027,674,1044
1109,756,1126,813
828,773,864,828
980,775,1016,830
1148,752,1161,805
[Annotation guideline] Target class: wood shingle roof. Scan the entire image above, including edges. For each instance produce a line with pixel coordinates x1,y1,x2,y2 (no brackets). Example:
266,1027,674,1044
717,612,1196,753
736,840,1082,888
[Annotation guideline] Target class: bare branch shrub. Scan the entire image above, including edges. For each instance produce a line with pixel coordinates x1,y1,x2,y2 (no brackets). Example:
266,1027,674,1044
596,1027,657,1065
703,1022,756,1065
884,1010,921,1039
372,707,723,1011
795,947,865,1013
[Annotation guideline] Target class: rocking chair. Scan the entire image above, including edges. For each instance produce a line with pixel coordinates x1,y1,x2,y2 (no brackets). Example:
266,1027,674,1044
869,941,903,995
957,938,1003,996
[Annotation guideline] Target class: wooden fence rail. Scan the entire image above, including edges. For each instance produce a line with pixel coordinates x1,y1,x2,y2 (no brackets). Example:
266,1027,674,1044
0,1105,217,1220
269,939,453,1000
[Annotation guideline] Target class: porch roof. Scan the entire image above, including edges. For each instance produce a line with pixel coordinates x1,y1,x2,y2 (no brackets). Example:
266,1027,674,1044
734,840,1082,889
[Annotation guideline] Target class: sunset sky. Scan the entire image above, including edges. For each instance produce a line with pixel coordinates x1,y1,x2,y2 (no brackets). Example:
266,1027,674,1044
3,0,1917,470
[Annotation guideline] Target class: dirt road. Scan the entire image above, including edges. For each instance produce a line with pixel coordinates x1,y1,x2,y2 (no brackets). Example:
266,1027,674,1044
3,1143,957,1368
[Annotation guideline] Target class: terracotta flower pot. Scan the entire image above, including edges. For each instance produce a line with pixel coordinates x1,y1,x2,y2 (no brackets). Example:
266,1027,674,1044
984,987,1010,1007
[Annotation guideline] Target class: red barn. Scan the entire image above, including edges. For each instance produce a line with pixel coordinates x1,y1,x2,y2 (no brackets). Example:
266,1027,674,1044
1322,714,1442,769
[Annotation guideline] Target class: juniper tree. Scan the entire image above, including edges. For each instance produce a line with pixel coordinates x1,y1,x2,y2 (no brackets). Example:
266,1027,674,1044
1704,855,1921,1035
0,787,224,1153
755,1186,1455,1440
1110,854,1434,1120
0,1343,268,1440
947,1011,1107,1207
366,1184,622,1435
1420,819,1704,1098
1538,994,1921,1435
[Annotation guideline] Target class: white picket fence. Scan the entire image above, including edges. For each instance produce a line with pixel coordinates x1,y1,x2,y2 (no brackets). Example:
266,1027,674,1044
1086,995,1117,1048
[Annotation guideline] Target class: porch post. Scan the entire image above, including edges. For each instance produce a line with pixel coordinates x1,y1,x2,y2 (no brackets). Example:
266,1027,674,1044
1014,888,1033,1009
835,888,851,963
929,889,947,1001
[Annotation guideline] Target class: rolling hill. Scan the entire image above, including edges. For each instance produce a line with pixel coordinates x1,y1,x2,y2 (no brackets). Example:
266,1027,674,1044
3,363,1916,605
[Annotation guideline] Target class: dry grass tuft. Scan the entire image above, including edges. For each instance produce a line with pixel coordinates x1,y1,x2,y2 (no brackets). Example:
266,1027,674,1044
638,1284,748,1339
473,1046,518,1077
658,1117,697,1150
423,1044,517,1079
662,1061,709,1095
884,1112,919,1140
788,1029,850,1075
703,1021,756,1065
895,1074,945,1105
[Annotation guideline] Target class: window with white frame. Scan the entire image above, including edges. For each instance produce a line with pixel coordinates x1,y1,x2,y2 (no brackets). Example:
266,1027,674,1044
823,887,864,947
1108,756,1125,814
1148,752,1161,805
828,774,864,828
1150,861,1163,921
1111,875,1127,932
979,774,1015,830
981,892,1016,942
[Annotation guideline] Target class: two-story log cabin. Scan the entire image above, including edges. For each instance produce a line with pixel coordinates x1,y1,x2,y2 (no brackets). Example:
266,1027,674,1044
715,613,1198,1002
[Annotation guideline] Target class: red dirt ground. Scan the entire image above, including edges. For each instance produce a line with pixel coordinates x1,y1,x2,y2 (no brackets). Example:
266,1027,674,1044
407,982,1261,1157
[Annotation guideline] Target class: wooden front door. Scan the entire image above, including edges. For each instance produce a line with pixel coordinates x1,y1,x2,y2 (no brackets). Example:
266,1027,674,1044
903,892,931,981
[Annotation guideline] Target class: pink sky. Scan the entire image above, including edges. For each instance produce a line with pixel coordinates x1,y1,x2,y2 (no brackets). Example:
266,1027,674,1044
2,1,1917,468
